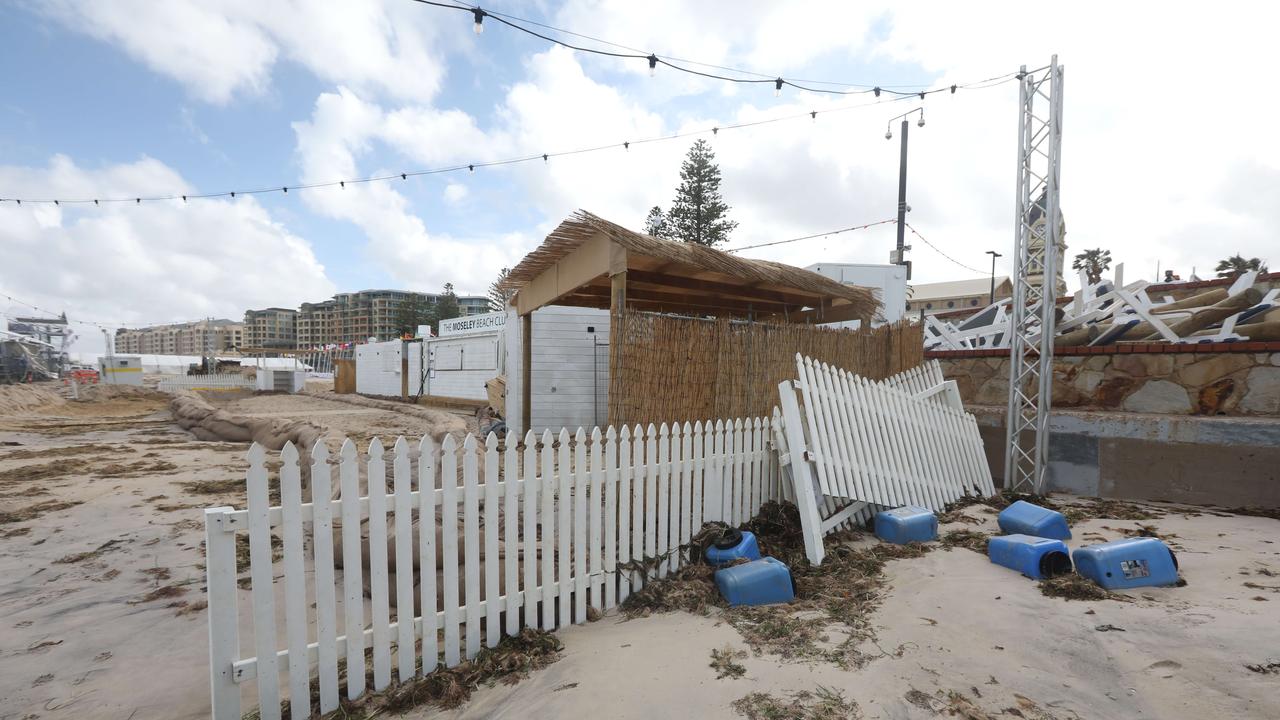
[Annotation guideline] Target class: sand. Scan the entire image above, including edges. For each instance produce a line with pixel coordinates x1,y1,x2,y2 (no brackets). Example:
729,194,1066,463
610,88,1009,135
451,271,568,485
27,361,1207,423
425,508,1280,720
0,383,475,720
2,382,1277,720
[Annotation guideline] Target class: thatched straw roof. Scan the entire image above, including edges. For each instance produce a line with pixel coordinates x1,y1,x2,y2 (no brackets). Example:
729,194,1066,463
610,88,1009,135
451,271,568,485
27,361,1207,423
501,211,880,321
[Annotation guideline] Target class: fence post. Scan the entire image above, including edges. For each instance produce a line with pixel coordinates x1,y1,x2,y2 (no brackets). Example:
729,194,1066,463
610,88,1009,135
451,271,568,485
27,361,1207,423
776,381,826,565
205,507,241,720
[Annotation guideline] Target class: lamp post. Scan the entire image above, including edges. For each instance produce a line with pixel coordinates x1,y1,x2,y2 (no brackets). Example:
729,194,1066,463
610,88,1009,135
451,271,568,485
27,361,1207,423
985,250,1002,305
885,107,925,278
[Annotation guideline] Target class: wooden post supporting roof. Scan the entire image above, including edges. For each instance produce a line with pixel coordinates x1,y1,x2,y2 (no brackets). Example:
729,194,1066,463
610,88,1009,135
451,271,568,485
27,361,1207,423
521,312,532,434
607,270,626,427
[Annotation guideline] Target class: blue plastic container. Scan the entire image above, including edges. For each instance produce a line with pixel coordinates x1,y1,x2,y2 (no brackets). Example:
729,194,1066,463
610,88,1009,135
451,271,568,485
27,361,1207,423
987,534,1073,579
1073,537,1179,590
705,529,762,567
874,506,938,544
998,500,1071,540
715,557,795,607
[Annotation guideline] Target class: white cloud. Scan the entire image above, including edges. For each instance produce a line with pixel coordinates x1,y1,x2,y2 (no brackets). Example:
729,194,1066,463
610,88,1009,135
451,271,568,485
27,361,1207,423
38,0,450,104
443,183,469,204
0,156,334,351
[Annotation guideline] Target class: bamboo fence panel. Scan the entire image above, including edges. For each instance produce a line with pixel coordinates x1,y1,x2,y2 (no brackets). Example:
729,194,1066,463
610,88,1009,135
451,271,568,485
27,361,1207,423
609,311,923,427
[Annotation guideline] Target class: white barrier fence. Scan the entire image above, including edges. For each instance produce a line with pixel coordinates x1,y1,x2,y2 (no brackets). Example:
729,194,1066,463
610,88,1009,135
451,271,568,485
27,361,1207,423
206,418,780,720
157,373,256,392
776,355,996,564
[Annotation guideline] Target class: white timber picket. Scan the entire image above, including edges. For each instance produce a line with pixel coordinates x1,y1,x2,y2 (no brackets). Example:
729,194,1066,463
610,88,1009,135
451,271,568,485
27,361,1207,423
831,363,872,505
539,429,556,630
463,434,482,659
309,442,339,714
483,433,501,648
589,427,605,612
644,424,657,582
503,438,520,637
278,443,309,720
521,431,539,630
618,425,634,601
679,422,693,564
211,411,813,720
205,505,240,720
393,438,416,681
245,444,281,720
603,427,619,609
366,439,392,690
339,440,365,698
656,423,670,578
441,434,462,667
418,435,439,674
691,421,706,533
573,428,588,623
557,428,572,628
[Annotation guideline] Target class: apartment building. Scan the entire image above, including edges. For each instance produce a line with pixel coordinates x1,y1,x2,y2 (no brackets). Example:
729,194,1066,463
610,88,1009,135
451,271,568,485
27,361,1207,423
296,290,488,348
243,308,299,350
114,319,243,355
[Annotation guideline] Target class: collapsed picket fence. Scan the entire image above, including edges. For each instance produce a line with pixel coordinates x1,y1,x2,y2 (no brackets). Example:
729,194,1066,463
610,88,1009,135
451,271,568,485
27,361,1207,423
205,419,782,720
776,355,996,564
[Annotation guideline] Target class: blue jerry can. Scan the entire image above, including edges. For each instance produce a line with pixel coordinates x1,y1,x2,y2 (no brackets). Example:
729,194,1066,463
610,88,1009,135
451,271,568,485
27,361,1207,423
705,529,762,567
987,534,1073,579
998,500,1071,540
715,557,795,607
1073,537,1179,590
874,506,938,544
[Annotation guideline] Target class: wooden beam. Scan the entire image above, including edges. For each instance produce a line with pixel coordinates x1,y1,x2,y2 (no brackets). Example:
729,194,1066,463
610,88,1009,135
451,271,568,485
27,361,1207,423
515,232,612,315
624,269,823,307
566,285,794,315
521,312,532,433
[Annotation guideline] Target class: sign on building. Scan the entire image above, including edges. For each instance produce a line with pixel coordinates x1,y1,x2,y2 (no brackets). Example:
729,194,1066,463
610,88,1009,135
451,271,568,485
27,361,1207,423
439,311,507,337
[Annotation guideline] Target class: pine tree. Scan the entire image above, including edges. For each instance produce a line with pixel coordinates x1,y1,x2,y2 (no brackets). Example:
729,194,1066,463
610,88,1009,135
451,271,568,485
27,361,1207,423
488,268,514,312
643,206,669,238
434,282,461,332
393,294,433,337
665,139,737,247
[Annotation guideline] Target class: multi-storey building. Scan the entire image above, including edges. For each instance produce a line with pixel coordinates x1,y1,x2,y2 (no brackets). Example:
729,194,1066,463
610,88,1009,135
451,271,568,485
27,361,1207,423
242,308,298,351
114,320,243,355
295,289,488,348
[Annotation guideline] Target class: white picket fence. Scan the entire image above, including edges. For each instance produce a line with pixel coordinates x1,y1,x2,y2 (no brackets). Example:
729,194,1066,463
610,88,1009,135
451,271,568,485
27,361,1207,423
158,373,256,392
776,355,996,564
205,419,781,720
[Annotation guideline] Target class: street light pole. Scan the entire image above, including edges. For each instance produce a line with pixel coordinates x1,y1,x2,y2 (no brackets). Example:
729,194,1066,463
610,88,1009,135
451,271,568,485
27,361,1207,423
895,118,909,274
986,250,1002,305
886,108,924,279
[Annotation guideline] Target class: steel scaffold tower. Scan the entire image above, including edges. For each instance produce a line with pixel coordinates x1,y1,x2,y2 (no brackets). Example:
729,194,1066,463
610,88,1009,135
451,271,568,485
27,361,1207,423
1004,56,1065,494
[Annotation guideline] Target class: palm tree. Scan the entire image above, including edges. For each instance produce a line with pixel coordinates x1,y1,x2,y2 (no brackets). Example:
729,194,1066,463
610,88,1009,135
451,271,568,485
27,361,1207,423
1071,248,1112,285
1214,254,1268,279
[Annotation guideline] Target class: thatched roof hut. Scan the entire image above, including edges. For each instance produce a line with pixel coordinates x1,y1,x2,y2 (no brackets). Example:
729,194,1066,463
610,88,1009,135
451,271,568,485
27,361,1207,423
501,210,880,323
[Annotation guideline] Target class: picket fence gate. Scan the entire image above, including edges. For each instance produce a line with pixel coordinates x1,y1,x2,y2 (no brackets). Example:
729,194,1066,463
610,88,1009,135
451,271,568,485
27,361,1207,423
205,419,782,720
776,355,996,564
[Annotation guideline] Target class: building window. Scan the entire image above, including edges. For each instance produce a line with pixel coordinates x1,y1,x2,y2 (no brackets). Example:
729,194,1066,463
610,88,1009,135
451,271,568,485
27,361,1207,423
947,301,955,308
925,302,933,310
970,299,979,306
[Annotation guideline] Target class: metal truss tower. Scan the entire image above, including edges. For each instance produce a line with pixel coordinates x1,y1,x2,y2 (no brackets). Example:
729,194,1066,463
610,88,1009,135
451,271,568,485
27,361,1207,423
1004,57,1065,495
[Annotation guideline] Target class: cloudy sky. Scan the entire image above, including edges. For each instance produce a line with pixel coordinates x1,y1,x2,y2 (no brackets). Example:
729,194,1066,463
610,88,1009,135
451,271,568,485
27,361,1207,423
2,1,1276,351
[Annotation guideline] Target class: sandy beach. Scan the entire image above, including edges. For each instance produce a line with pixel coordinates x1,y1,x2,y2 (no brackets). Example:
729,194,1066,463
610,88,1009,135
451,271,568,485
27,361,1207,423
2,383,1277,720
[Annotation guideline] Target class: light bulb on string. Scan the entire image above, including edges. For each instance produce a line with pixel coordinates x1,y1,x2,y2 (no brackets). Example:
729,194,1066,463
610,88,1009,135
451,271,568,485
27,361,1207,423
774,78,783,97
472,8,485,34
648,54,657,77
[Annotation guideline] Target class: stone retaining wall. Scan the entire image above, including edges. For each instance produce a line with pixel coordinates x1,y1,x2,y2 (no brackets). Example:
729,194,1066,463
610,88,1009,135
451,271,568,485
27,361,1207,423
929,343,1280,416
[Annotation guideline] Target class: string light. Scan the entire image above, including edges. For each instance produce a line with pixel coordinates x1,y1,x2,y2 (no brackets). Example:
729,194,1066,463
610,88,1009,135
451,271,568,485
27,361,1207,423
903,222,986,274
472,7,485,34
0,74,1020,206
411,0,1025,98
774,78,783,97
724,218,898,253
